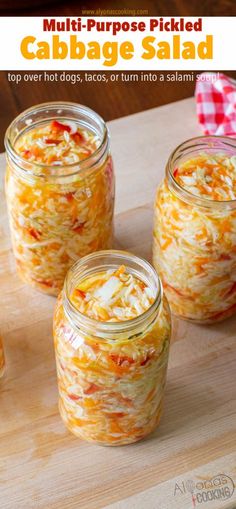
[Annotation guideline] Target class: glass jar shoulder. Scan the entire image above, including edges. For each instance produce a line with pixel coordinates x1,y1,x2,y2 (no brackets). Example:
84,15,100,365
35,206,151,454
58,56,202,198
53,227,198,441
5,156,114,226
155,177,236,226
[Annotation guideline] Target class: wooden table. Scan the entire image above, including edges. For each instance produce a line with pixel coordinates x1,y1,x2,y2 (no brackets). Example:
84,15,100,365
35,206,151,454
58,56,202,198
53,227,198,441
1,98,236,509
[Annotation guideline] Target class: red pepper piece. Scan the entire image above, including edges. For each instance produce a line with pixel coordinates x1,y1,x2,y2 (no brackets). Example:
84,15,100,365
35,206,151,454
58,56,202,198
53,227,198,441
75,289,86,299
72,222,85,233
219,253,231,261
65,192,76,202
68,393,81,401
84,383,100,395
83,150,92,157
173,168,179,178
51,120,71,133
71,131,85,144
139,281,146,292
45,138,61,145
140,355,151,366
110,354,135,367
42,280,54,288
28,228,41,240
22,149,31,159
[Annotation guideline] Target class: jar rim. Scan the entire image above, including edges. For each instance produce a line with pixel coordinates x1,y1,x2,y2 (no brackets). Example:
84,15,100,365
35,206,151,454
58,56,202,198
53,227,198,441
166,135,236,210
63,250,163,341
4,101,109,179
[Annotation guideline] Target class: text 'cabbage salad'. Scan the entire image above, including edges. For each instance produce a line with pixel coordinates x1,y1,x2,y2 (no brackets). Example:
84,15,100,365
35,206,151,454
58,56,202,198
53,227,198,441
5,119,114,295
54,265,171,445
153,152,236,322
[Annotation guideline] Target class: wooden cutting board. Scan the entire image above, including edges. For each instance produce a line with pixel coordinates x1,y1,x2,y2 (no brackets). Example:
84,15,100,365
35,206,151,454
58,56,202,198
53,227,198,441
0,98,236,509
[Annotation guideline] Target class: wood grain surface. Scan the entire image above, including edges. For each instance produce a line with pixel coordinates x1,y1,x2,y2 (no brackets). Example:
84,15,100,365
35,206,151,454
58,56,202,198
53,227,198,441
0,98,236,509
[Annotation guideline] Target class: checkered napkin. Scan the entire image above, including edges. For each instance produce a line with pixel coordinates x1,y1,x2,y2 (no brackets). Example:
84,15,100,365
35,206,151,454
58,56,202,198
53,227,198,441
195,72,236,136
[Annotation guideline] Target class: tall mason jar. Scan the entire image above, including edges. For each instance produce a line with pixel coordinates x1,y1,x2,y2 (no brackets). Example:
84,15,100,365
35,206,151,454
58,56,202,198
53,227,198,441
53,250,171,446
5,102,115,295
153,136,236,323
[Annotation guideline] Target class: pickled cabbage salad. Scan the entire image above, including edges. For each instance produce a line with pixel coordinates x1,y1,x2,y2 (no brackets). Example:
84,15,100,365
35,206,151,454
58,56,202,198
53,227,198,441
54,265,171,445
70,265,155,321
0,337,5,377
153,153,236,322
6,120,114,295
14,121,100,166
174,153,236,201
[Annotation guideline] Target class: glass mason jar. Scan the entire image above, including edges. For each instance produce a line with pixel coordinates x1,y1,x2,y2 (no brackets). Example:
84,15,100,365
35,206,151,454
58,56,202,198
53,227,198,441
0,336,5,377
53,250,171,446
5,102,115,295
153,136,236,323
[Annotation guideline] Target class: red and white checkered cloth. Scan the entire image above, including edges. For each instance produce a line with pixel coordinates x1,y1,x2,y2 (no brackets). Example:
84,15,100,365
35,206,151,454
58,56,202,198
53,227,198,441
195,72,236,137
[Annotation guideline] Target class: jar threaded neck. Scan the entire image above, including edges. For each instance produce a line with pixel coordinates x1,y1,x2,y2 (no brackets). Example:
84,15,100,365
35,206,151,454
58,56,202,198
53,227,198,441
63,250,162,341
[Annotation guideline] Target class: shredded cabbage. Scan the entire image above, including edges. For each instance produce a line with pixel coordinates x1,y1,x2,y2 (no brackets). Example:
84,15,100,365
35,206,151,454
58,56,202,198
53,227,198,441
6,120,114,295
14,120,101,166
174,153,236,201
71,265,156,322
153,153,236,322
53,266,171,445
